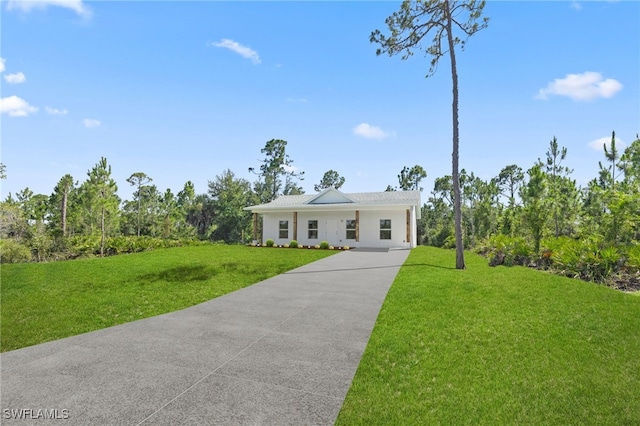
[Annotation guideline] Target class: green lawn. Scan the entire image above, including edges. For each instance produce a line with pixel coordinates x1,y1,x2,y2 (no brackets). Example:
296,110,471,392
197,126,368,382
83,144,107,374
337,246,640,425
0,245,334,352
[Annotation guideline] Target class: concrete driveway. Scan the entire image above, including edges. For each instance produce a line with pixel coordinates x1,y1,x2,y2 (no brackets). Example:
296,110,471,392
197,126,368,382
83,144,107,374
0,249,410,425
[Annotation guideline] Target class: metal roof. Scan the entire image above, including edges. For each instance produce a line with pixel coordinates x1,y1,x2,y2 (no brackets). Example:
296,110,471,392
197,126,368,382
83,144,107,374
245,188,421,213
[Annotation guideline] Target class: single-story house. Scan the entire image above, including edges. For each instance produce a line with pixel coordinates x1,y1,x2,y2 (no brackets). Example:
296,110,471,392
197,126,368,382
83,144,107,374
244,188,421,249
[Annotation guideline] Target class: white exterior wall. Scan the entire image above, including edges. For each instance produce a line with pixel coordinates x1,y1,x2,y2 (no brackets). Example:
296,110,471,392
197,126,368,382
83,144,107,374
357,210,411,249
295,211,357,247
261,208,416,249
262,213,294,246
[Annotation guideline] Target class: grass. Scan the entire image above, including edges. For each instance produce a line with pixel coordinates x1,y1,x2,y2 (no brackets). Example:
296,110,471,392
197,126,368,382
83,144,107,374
1,245,334,352
337,246,640,425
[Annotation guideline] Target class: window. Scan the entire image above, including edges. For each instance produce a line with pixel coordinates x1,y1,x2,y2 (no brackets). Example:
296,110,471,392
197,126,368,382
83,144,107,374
346,219,356,240
380,219,391,240
308,220,318,239
279,220,288,239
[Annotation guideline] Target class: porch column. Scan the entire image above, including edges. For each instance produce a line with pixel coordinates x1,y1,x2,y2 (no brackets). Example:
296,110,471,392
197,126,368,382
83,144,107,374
406,209,411,244
293,211,298,241
355,210,360,242
252,213,258,241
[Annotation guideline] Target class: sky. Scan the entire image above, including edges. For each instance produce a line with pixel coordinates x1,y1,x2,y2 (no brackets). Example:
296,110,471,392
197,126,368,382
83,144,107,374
1,0,639,203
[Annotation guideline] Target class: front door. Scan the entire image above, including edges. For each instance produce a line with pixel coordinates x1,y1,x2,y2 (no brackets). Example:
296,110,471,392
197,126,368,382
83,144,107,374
324,220,339,245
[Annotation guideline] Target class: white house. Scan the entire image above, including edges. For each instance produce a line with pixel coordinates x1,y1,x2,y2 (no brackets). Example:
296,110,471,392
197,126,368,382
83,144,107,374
244,188,421,249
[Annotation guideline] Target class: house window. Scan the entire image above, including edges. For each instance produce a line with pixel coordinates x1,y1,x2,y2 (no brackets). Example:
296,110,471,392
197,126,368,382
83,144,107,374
346,219,356,240
279,220,288,239
380,219,391,240
308,220,318,239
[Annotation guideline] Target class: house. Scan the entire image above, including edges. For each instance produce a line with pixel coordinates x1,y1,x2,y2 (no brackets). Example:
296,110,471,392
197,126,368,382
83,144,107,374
244,188,421,249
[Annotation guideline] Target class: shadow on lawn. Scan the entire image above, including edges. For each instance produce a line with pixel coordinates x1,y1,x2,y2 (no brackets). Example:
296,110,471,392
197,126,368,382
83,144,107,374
139,265,217,283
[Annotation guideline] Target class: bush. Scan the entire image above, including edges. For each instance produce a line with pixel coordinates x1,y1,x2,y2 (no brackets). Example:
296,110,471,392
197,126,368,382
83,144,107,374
67,235,101,258
442,235,456,250
265,239,275,247
544,236,623,283
0,239,32,263
320,241,330,250
625,244,640,272
289,240,298,248
64,236,197,259
485,234,532,267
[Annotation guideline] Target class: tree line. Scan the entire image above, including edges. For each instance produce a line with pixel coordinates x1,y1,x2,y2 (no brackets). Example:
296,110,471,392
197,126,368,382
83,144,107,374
3,133,638,264
417,132,640,289
0,139,346,262
419,132,639,249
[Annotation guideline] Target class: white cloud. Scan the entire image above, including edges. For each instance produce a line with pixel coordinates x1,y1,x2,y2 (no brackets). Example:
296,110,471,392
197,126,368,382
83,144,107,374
0,58,5,73
0,95,38,117
588,136,625,151
210,39,261,64
83,118,101,128
4,72,26,84
286,97,308,103
6,0,91,18
536,71,623,101
46,106,68,115
571,1,583,11
353,123,391,140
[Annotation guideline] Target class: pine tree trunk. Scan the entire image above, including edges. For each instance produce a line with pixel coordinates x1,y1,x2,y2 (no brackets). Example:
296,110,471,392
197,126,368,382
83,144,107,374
61,190,68,237
100,206,105,257
446,0,466,269
137,194,141,237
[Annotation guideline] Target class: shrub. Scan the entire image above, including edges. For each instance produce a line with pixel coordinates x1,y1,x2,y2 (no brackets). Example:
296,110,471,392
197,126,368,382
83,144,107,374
594,246,620,281
442,235,456,250
485,234,532,267
265,239,275,247
320,241,330,250
289,240,299,248
67,235,101,258
545,236,623,283
104,236,174,255
0,239,32,263
625,244,640,272
343,246,350,250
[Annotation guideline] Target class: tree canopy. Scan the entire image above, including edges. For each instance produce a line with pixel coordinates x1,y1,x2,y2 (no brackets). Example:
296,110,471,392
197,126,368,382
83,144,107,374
314,170,346,192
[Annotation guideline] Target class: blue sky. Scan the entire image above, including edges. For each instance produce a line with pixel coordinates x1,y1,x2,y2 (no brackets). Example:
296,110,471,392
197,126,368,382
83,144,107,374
1,0,639,202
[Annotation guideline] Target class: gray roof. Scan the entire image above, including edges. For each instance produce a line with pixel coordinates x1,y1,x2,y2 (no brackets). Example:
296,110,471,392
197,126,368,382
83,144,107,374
245,188,421,212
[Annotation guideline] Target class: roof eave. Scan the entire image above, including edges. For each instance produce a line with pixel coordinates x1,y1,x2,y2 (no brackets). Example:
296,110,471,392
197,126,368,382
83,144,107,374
246,202,420,214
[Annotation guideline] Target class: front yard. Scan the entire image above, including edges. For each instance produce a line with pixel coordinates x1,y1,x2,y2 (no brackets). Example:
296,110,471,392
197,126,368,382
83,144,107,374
337,246,640,425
